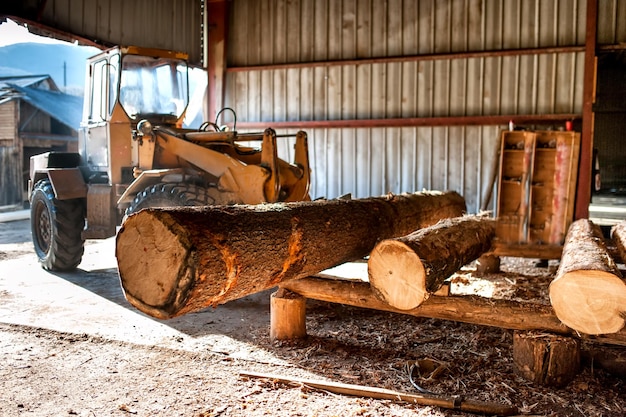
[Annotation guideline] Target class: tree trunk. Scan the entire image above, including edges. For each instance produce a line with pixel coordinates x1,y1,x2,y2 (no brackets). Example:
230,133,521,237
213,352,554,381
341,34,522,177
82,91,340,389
612,220,626,265
116,191,466,319
368,216,495,310
513,331,580,387
549,219,626,335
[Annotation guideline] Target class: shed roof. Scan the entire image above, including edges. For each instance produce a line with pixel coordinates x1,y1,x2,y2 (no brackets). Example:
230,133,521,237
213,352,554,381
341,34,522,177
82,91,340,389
4,83,82,131
0,74,58,92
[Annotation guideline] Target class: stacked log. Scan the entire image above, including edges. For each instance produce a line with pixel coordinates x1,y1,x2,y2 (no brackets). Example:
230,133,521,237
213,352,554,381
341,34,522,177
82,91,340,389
549,219,626,335
368,215,495,310
116,191,466,319
612,220,626,264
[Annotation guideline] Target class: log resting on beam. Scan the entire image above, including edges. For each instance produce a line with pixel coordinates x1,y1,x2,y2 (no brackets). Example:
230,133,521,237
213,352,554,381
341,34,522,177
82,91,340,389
116,191,466,319
368,215,495,310
549,219,626,335
281,276,626,347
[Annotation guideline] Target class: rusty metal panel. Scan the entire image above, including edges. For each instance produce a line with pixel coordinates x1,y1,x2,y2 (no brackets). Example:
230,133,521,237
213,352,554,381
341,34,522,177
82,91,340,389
228,0,588,66
267,126,501,215
24,0,203,64
225,0,590,215
598,0,626,44
226,51,584,123
48,168,88,199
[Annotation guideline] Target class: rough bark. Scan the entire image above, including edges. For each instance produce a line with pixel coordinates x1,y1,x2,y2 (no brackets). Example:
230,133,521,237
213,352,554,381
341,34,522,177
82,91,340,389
513,331,580,387
612,221,626,265
549,219,626,335
368,216,495,310
116,191,466,319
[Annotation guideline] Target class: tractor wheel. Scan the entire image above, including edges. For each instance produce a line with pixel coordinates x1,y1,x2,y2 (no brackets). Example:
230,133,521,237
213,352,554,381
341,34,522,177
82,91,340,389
30,179,85,271
124,183,217,218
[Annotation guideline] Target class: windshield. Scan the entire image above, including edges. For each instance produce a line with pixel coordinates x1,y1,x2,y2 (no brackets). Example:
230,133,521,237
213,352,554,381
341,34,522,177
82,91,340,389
119,54,189,120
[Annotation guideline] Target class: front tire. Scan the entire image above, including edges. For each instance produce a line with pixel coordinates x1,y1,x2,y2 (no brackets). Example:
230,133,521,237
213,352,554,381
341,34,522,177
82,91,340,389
30,180,85,271
124,183,216,218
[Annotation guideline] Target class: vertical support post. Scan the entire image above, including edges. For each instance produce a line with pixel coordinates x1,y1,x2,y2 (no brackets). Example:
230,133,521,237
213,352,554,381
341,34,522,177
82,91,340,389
575,0,598,220
206,0,229,122
270,288,307,341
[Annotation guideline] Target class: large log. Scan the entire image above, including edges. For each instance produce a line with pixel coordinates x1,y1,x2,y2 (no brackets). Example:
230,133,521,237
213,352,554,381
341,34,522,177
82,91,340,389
549,219,626,335
116,191,466,319
368,216,495,310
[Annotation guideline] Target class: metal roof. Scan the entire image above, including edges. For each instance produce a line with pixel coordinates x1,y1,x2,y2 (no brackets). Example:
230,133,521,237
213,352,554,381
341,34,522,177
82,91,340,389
6,83,82,131
0,74,57,91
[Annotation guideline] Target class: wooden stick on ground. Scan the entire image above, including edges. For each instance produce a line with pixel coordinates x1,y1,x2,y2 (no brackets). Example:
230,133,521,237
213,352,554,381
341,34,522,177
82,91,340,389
549,219,626,335
368,215,495,310
116,191,466,319
240,371,518,416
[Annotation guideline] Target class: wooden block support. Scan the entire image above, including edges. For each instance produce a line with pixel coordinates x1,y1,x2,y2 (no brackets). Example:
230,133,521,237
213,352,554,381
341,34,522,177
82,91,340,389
475,254,501,274
513,331,580,387
270,288,307,341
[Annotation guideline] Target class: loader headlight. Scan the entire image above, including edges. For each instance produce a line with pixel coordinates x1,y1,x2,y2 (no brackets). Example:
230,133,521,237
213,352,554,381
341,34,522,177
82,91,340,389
137,119,153,136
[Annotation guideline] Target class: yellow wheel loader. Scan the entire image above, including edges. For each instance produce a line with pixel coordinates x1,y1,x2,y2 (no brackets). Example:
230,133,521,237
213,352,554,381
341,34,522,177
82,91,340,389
28,45,311,271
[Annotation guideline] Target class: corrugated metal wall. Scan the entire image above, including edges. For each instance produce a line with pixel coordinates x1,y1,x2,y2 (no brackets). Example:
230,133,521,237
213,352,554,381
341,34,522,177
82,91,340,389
16,0,204,64
224,0,626,213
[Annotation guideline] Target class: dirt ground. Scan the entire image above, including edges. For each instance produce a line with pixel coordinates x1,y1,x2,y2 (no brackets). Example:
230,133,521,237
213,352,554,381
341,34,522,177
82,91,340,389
1,216,626,417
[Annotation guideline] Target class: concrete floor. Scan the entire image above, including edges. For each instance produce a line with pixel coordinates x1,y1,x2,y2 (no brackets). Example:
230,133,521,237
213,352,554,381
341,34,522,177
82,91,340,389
0,217,287,365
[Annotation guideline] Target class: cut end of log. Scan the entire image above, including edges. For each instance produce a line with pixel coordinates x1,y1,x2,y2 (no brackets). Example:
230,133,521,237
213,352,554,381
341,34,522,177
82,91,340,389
116,212,191,318
368,240,427,310
549,270,626,335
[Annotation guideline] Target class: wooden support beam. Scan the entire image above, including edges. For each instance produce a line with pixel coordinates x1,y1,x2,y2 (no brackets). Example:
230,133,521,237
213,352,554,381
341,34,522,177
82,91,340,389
281,276,626,347
575,0,598,220
205,0,229,121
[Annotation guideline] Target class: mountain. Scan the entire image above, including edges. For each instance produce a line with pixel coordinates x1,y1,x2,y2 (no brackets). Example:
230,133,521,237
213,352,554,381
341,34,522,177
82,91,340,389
0,42,100,95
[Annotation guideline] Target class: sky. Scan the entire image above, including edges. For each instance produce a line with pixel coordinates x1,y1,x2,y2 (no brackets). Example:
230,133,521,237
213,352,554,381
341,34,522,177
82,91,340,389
0,18,71,47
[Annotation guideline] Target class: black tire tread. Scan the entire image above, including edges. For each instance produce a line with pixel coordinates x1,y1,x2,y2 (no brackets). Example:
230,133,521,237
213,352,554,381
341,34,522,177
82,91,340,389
125,182,216,217
30,180,85,271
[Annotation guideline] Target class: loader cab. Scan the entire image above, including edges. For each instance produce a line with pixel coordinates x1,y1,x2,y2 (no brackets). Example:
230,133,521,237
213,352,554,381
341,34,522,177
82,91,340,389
78,46,190,186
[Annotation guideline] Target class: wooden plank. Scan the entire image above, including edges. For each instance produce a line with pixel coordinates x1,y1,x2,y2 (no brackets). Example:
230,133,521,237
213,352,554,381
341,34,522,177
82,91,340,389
281,276,626,347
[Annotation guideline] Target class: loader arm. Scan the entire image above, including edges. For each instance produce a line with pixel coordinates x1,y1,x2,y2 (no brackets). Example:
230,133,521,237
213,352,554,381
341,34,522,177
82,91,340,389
154,129,281,205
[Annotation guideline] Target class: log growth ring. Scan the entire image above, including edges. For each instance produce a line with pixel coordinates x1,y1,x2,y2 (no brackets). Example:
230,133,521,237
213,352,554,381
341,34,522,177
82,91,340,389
549,270,626,335
368,240,427,310
116,212,193,319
